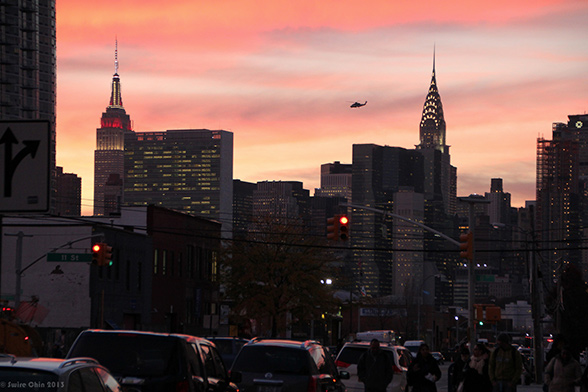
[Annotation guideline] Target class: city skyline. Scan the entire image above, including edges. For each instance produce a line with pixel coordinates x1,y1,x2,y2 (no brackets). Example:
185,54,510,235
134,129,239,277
55,0,588,215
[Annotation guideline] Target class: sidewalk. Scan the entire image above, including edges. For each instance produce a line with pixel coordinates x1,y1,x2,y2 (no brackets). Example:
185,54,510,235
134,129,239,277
518,384,543,392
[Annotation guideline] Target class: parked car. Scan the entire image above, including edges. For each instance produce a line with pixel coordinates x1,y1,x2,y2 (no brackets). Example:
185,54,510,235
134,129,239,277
66,329,238,392
335,341,413,392
0,355,124,392
229,338,349,392
207,337,249,368
431,352,444,365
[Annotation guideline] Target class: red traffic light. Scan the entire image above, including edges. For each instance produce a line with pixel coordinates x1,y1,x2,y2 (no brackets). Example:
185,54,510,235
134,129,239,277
92,244,102,252
338,215,349,241
339,216,349,225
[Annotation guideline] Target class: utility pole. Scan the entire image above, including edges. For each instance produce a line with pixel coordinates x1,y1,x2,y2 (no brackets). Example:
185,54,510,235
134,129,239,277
5,231,33,309
458,195,490,350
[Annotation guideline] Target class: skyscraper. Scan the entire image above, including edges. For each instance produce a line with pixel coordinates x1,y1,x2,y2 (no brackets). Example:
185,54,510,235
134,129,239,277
93,42,133,216
351,144,424,297
536,119,583,287
124,129,233,235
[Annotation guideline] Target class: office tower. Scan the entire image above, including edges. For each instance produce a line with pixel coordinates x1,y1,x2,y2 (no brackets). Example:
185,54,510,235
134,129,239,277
1,0,57,210
233,179,256,238
537,120,582,287
55,166,81,216
252,181,309,223
94,43,133,216
124,129,233,235
486,178,512,225
351,144,424,297
316,161,352,201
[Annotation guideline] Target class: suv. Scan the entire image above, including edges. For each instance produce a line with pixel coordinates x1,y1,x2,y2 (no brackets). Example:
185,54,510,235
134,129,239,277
335,341,413,392
0,356,123,391
229,338,349,392
207,337,249,368
66,329,237,392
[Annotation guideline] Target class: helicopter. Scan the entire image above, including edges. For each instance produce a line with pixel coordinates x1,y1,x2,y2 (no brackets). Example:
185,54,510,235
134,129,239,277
349,101,367,108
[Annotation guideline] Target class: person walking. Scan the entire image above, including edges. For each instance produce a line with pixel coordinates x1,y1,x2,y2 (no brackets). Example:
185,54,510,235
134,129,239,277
357,339,394,392
462,343,492,392
489,333,523,392
448,347,470,392
545,346,582,392
407,343,442,392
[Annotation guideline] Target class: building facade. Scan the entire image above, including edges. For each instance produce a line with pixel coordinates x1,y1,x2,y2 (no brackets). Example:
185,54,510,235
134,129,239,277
124,129,233,235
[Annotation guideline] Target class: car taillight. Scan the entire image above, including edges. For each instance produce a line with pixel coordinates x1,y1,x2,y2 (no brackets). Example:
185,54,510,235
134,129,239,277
392,364,403,374
176,380,189,392
308,375,320,392
335,360,350,368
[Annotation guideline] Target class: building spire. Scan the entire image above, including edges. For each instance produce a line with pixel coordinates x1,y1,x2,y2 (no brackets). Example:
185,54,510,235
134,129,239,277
417,46,446,152
108,38,123,108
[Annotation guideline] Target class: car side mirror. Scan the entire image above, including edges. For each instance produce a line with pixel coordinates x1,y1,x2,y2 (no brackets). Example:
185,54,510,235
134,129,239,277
229,371,242,383
339,371,350,380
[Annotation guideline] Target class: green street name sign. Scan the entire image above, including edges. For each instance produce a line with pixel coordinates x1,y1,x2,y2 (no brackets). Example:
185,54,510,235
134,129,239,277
47,253,92,262
476,274,495,282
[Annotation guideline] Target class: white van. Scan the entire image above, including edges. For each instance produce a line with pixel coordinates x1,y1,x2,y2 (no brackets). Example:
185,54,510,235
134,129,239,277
402,340,425,357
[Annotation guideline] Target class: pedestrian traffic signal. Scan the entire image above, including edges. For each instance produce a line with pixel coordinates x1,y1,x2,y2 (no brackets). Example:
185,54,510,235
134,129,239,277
326,216,340,241
339,215,349,241
459,232,473,260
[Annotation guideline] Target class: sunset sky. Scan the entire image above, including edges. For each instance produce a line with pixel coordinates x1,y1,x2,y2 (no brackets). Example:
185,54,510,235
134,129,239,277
55,0,588,215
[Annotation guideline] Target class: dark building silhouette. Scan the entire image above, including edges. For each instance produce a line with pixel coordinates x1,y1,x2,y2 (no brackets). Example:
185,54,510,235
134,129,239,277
55,166,81,216
233,179,256,238
536,117,585,288
94,42,133,216
351,144,424,297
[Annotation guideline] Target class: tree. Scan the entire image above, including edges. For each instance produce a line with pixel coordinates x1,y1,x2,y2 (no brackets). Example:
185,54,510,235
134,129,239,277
221,216,341,337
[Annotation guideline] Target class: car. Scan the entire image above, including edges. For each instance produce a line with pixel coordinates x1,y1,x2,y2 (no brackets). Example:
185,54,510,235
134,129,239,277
0,355,124,392
66,329,238,392
229,338,349,392
207,337,249,368
335,341,413,392
431,352,444,365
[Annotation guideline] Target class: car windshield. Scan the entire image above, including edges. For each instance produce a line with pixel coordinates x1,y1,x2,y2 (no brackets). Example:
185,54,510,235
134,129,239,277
68,333,179,377
232,346,311,375
0,369,58,391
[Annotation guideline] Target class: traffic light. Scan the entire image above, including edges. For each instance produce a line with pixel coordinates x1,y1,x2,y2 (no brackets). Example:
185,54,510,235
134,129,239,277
339,215,349,241
459,232,473,260
103,244,113,266
92,243,103,265
92,243,113,266
326,216,340,241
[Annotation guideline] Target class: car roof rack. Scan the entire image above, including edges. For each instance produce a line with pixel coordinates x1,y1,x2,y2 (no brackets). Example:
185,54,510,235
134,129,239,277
59,358,100,369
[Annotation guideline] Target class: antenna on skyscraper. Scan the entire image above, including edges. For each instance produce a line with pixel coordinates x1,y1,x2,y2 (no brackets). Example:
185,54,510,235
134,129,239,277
114,37,119,75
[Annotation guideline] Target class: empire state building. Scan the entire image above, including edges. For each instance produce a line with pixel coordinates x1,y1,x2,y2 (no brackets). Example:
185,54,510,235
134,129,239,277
93,43,133,216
